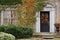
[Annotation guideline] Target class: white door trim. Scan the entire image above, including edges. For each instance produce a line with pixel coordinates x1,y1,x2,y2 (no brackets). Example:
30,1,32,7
36,7,55,33
50,11,55,32
36,12,40,33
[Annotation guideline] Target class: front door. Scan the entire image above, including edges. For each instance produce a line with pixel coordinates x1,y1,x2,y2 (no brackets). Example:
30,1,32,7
40,11,50,32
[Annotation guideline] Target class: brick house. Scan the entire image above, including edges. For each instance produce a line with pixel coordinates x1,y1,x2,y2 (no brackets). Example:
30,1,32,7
0,0,60,36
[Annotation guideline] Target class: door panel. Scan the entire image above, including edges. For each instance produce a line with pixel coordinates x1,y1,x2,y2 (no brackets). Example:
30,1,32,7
40,11,50,32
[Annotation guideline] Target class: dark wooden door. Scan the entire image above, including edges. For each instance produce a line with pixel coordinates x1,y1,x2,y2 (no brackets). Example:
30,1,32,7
40,11,50,32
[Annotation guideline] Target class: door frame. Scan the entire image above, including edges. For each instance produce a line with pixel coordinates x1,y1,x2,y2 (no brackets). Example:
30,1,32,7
36,4,55,33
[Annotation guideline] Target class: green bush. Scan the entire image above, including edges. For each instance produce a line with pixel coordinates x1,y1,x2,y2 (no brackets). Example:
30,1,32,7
0,25,33,38
0,32,15,40
0,25,7,32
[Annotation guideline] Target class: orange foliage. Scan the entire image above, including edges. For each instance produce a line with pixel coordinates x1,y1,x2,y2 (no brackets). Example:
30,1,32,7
17,0,39,26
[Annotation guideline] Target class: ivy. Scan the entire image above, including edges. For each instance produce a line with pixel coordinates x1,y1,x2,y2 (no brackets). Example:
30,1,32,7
35,0,45,11
0,0,45,26
0,0,22,5
17,0,45,26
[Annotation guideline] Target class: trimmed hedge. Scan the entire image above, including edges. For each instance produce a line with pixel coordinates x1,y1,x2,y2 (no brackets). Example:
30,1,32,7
0,32,15,40
0,25,33,38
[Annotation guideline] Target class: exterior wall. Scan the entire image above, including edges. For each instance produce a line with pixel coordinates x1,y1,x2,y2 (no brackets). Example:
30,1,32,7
48,0,60,23
55,1,60,23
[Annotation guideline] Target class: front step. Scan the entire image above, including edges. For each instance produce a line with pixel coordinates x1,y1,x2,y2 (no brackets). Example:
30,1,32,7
33,32,41,37
33,32,55,37
33,32,55,40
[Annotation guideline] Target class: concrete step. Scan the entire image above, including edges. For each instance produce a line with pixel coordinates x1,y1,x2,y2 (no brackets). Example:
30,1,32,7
33,32,55,37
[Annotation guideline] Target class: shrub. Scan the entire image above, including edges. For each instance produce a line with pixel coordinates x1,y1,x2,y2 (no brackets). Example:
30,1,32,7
5,25,20,38
5,25,33,38
16,25,33,38
0,25,33,38
0,32,15,40
0,25,7,32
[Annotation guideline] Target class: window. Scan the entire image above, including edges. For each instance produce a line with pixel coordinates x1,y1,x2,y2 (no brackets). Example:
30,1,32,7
2,10,18,25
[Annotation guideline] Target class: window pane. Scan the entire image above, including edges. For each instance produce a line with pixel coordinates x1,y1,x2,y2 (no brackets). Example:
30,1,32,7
11,10,18,24
3,11,11,25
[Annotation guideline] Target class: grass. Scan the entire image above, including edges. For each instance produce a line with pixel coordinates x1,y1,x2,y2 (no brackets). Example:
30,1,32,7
55,38,60,40
17,38,60,40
